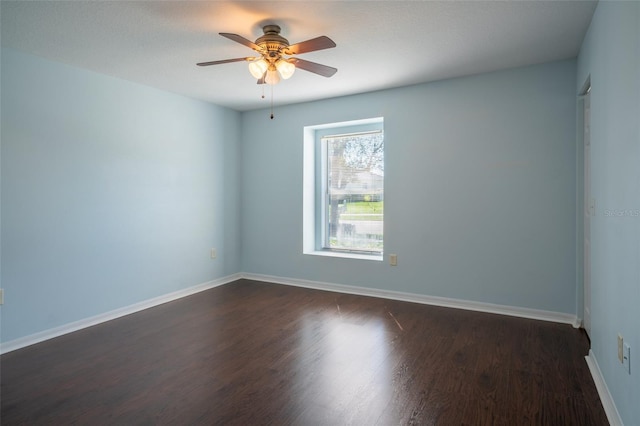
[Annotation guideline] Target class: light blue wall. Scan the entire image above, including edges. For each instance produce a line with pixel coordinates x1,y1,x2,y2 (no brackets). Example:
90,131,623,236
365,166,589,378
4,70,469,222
577,2,640,423
1,52,580,344
1,49,241,343
242,60,578,314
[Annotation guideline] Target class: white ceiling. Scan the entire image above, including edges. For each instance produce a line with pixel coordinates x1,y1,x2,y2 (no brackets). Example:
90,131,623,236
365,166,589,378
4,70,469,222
1,1,597,111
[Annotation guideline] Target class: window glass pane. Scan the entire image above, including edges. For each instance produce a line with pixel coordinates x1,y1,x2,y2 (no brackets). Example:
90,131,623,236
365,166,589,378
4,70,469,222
323,131,384,252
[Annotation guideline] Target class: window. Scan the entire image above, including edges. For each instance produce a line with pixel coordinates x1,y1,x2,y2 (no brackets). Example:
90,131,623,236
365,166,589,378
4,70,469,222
303,118,384,260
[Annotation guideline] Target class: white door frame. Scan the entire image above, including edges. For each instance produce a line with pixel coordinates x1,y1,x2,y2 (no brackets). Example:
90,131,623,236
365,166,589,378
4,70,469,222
582,87,592,338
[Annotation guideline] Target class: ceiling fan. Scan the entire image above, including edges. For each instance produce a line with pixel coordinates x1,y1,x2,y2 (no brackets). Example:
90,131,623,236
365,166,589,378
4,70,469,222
197,25,337,85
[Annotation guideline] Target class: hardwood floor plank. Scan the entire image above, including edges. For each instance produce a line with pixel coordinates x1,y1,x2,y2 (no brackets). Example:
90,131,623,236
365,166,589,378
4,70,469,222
1,279,608,425
503,369,545,424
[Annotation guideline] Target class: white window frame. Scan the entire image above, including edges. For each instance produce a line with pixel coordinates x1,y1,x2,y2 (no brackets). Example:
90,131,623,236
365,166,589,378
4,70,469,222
303,117,384,261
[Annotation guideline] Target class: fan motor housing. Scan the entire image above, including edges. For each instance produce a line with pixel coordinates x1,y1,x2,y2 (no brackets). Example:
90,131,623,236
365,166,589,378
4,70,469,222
255,25,289,55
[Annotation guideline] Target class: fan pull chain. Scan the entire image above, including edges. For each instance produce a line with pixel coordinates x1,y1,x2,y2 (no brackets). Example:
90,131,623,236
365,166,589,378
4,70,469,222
270,85,274,120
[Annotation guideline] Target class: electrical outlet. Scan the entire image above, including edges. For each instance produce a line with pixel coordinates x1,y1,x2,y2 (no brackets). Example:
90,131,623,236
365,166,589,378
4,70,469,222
618,334,624,363
389,254,398,266
623,343,631,375
210,248,217,259
0,288,4,305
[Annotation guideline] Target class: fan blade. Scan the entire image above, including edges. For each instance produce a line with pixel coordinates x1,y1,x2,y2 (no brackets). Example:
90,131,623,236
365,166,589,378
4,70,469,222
284,36,336,55
220,33,263,52
287,58,337,78
197,57,251,66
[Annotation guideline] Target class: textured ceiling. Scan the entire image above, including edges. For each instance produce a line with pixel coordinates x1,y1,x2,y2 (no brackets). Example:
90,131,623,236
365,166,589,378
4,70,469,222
1,1,597,111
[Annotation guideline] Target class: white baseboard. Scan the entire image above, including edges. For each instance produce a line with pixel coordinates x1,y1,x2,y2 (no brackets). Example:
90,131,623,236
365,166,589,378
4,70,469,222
0,274,241,354
1,272,580,355
240,273,580,327
585,350,623,426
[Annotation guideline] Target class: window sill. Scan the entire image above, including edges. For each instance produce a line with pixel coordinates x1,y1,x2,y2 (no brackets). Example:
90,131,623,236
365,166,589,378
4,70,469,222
305,250,383,261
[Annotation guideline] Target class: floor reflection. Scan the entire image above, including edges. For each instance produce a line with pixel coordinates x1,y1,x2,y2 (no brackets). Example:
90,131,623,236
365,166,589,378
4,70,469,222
294,307,395,423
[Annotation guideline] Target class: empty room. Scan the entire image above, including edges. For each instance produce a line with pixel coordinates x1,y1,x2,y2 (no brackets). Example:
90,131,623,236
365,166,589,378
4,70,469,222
1,1,638,424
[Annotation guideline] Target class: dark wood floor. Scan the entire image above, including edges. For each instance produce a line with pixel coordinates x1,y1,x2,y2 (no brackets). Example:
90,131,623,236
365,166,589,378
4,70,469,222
2,279,608,425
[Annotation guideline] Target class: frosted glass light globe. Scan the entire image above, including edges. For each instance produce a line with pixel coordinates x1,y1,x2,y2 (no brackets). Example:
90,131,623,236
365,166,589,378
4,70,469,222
248,59,268,79
265,69,281,85
276,60,296,80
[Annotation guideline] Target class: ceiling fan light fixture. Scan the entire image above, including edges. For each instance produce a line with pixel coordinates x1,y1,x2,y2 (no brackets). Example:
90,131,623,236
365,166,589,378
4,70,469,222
198,25,337,116
265,68,281,85
248,58,268,79
276,59,296,80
